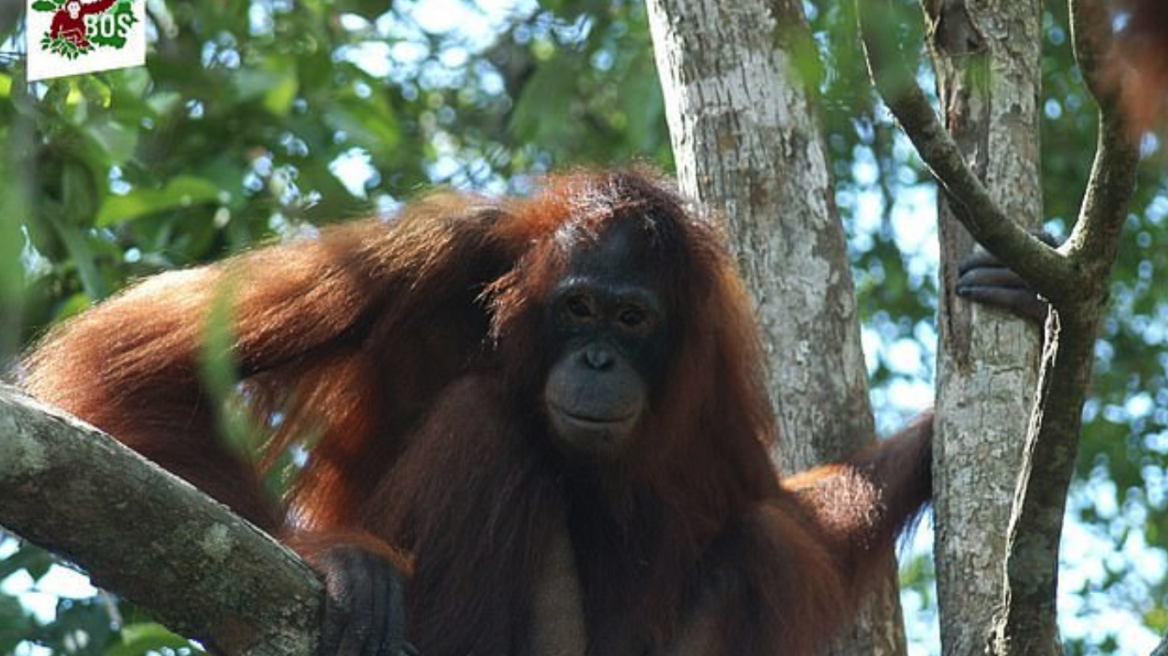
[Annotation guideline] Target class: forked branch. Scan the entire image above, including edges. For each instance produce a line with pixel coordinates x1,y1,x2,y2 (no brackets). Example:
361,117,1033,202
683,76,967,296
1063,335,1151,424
859,1,1140,655
855,0,1067,303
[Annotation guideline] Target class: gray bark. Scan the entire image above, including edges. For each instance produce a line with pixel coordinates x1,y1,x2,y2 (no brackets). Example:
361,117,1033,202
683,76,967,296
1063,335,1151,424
645,1,906,654
0,385,323,656
923,4,1045,656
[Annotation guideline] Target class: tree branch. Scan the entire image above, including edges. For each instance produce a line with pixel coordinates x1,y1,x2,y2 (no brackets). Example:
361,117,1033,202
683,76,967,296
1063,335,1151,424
0,385,324,656
860,2,1140,655
1069,0,1116,107
1152,632,1168,656
1066,0,1141,280
991,2,1139,653
856,0,1069,304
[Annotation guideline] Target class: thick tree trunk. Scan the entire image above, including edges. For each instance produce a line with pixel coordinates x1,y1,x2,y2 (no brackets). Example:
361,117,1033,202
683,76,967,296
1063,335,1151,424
925,3,1044,655
645,1,906,654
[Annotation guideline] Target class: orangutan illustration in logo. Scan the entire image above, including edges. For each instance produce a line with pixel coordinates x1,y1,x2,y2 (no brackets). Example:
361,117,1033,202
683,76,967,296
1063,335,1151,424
50,0,118,49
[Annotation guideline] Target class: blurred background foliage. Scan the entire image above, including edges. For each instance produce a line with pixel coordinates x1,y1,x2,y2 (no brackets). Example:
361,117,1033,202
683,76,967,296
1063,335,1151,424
0,1,1166,655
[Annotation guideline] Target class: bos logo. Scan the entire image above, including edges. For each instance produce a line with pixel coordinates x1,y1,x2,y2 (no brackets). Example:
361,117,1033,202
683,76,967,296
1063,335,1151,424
27,0,145,81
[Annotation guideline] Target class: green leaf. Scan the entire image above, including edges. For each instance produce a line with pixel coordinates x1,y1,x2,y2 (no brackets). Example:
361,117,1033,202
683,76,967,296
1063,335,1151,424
325,96,400,159
198,276,262,459
0,545,56,581
264,71,299,116
0,594,33,656
258,56,300,116
231,58,301,115
31,0,58,11
510,57,578,145
46,212,107,300
54,291,94,321
34,597,116,656
103,622,202,656
80,118,137,166
61,159,98,224
95,176,223,227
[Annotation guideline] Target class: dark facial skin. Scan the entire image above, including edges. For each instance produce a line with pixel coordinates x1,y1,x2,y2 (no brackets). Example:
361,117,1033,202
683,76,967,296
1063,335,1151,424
542,220,670,459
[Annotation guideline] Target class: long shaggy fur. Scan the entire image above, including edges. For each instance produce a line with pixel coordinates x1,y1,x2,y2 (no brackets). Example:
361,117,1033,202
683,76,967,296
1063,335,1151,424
24,169,932,656
1110,0,1168,134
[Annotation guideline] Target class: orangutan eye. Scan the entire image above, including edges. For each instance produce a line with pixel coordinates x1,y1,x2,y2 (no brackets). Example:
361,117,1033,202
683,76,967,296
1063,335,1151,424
619,307,647,328
566,295,594,320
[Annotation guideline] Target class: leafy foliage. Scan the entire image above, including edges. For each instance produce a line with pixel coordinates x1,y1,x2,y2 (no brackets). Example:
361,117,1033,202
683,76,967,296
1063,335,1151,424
1,1,668,652
3,0,1168,654
0,536,196,656
41,35,87,60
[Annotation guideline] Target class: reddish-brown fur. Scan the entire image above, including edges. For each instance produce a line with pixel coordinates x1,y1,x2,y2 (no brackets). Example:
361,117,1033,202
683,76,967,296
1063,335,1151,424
1109,0,1168,134
24,169,932,656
